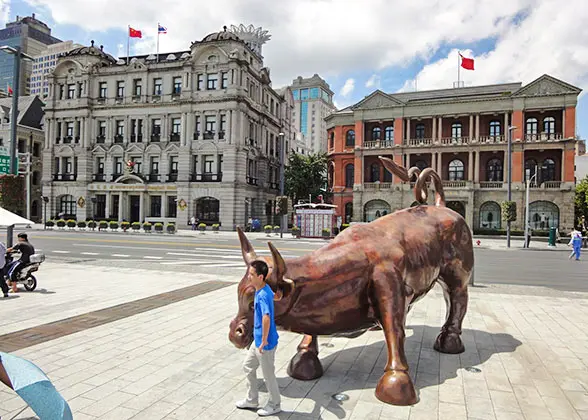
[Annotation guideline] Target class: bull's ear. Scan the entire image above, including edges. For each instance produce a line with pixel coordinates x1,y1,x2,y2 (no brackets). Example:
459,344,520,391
237,227,257,265
379,156,409,182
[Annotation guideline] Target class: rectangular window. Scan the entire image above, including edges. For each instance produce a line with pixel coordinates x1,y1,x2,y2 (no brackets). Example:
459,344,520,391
96,157,104,174
98,121,106,136
171,118,181,134
114,157,123,175
67,84,75,99
192,156,198,174
300,88,309,100
77,82,83,98
173,76,182,94
99,82,107,98
204,155,214,173
152,119,161,135
220,114,227,133
150,196,162,217
197,74,204,91
207,73,218,90
116,81,124,98
205,116,216,133
33,142,41,157
195,116,201,135
153,78,162,95
64,157,72,174
150,157,159,174
116,120,124,136
170,156,178,173
133,79,142,96
66,122,74,137
167,196,177,218
221,72,228,89
310,87,319,99
218,155,223,174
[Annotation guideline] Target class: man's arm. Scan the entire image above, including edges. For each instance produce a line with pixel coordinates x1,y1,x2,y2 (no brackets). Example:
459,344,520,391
258,294,272,353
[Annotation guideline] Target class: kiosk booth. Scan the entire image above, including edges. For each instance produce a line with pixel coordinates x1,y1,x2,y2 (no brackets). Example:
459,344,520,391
294,203,337,238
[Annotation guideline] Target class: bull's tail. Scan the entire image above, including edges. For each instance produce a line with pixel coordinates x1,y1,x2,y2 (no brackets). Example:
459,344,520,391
378,156,446,207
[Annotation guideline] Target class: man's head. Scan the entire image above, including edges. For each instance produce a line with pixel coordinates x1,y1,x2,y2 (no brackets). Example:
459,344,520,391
17,233,27,242
248,260,269,290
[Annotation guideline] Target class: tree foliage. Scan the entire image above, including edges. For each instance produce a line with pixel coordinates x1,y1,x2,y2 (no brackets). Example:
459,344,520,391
574,176,588,228
0,175,24,215
285,152,329,205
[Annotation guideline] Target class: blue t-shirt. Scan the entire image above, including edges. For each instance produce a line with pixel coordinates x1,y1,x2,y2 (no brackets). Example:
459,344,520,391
253,284,279,350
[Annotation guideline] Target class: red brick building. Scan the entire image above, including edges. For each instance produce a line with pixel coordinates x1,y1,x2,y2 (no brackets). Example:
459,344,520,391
326,74,579,233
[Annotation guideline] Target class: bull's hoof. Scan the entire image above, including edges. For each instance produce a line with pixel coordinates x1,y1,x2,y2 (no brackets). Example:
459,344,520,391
375,370,417,406
434,331,465,354
287,350,323,381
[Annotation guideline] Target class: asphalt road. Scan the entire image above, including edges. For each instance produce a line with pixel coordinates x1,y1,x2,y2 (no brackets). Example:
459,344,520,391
19,229,588,292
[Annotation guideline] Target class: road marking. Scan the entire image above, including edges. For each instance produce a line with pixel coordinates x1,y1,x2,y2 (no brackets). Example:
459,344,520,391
81,252,99,256
160,260,213,265
112,254,130,257
144,256,163,260
198,263,245,268
52,250,70,254
166,252,242,259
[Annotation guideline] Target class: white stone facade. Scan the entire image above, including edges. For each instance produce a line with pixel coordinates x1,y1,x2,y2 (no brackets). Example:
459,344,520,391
42,31,292,230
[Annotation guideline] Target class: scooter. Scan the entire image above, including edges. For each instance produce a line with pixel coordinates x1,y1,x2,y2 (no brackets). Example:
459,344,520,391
4,251,45,292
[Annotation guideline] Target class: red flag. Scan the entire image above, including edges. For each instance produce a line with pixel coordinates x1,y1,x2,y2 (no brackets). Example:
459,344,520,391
460,54,474,70
129,27,142,38
7,85,12,95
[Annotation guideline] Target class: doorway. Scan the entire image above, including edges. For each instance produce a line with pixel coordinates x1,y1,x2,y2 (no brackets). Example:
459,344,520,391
130,196,141,222
447,201,466,218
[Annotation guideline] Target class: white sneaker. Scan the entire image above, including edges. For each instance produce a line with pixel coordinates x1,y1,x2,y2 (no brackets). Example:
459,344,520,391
236,399,258,409
257,405,281,416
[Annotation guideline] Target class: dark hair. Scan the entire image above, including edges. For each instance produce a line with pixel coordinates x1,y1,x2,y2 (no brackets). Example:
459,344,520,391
250,260,269,281
17,233,27,240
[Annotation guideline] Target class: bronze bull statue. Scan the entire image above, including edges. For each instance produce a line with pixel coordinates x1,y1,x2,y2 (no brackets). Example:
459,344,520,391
228,156,474,405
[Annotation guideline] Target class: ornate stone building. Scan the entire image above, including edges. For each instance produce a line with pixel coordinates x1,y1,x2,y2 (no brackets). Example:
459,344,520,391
42,28,293,229
326,74,580,234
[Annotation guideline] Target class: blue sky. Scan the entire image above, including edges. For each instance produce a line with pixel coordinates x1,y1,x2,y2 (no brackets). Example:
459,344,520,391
7,0,588,137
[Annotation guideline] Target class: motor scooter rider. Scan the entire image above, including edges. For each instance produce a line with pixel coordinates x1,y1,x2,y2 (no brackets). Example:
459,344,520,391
6,233,35,293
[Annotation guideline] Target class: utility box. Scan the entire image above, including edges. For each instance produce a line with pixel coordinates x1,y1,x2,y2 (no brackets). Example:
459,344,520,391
548,227,557,247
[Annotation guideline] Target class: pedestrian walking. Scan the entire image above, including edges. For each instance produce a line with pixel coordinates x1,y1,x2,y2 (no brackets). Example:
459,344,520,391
568,229,582,261
526,223,532,247
0,241,7,298
190,216,196,231
236,260,281,417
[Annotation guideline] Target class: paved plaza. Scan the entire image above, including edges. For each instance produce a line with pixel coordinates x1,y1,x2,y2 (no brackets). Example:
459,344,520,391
0,261,587,420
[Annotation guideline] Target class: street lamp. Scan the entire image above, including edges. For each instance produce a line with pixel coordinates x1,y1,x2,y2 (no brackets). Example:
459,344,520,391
0,46,34,175
278,132,285,238
506,125,517,248
42,196,49,230
524,165,538,248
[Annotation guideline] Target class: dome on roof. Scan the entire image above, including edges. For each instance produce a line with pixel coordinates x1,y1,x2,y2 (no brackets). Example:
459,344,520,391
201,26,241,43
63,40,116,63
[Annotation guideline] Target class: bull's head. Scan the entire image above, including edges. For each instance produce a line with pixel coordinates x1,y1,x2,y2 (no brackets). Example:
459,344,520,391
228,227,295,349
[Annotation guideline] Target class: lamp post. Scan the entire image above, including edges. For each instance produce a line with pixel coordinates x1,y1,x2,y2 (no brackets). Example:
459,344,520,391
0,46,34,175
42,196,49,229
524,165,538,248
506,125,517,248
278,132,285,238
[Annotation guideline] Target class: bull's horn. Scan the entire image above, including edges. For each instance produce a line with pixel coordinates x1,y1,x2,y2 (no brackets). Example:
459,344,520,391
237,226,257,265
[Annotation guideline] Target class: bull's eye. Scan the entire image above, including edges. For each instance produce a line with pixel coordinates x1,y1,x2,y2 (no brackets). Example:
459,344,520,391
249,302,254,310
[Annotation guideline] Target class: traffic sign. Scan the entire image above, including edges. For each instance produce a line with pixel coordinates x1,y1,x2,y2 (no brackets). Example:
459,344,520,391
0,155,17,175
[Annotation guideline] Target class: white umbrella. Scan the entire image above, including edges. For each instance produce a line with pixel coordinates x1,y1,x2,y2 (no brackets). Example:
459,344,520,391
0,207,34,227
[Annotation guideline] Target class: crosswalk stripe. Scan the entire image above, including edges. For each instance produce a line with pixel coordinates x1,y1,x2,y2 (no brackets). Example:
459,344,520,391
144,256,163,260
52,251,70,254
112,254,130,257
81,252,99,256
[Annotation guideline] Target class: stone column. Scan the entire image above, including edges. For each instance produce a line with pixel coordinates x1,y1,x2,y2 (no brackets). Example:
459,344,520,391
432,117,437,141
431,152,436,172
231,110,239,145
406,119,411,141
84,117,91,148
468,151,474,181
161,193,166,218
504,112,509,137
405,152,411,170
438,117,443,140
181,112,187,146
469,115,474,141
562,109,566,138
215,111,221,141
44,119,51,149
139,191,145,222
561,148,565,182
437,152,442,177
227,110,232,144
474,151,480,183
118,192,124,222
105,192,111,218
475,114,480,140
186,112,194,146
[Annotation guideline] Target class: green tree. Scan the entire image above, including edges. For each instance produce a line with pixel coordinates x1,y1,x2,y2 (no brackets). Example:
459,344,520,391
575,175,588,227
285,152,329,205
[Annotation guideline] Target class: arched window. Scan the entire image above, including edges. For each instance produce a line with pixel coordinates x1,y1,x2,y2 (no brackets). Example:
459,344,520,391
195,197,220,222
489,121,501,137
345,130,355,147
543,117,555,134
372,127,381,141
529,201,559,230
329,132,335,149
59,194,76,218
487,158,503,182
345,164,354,188
415,124,425,139
344,202,353,223
525,159,538,182
370,163,380,182
448,159,465,181
479,201,501,229
383,167,393,183
328,164,334,189
541,158,556,182
451,122,462,139
384,126,394,141
526,118,538,135
414,160,428,171
364,200,391,223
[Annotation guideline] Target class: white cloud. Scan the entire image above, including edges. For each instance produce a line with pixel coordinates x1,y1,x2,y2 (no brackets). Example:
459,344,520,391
366,74,380,89
340,78,355,97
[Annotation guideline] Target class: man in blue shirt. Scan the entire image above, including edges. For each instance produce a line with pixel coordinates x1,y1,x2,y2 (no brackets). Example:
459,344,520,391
236,260,281,416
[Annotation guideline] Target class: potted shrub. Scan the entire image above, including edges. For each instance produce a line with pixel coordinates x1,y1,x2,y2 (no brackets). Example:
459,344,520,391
109,221,119,231
166,223,176,234
291,226,300,238
77,221,87,230
341,224,350,231
98,220,108,231
87,220,97,231
154,222,164,233
121,221,130,232
131,222,141,231
322,228,331,238
212,223,220,233
45,220,55,229
143,222,152,232
198,223,206,233
56,219,66,229
66,219,76,229
273,225,281,235
264,225,273,236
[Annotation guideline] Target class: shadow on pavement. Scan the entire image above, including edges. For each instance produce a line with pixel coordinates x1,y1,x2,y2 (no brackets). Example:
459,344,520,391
276,325,522,419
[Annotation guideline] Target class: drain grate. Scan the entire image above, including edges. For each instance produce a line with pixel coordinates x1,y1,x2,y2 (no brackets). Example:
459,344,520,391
0,281,234,352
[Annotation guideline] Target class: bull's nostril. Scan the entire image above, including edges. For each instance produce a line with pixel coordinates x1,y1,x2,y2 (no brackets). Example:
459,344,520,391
236,326,245,336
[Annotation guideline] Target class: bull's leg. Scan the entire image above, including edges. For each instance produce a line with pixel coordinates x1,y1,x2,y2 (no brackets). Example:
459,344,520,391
287,334,324,380
373,267,417,405
434,271,469,354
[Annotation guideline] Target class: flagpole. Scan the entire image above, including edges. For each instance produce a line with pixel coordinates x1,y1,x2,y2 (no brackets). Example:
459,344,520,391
457,51,461,88
156,23,160,63
127,25,130,65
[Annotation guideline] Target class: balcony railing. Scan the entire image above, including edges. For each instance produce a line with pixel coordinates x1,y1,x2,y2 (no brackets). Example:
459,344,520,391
203,131,215,140
147,174,160,182
544,181,562,189
193,132,200,140
364,140,394,149
525,133,563,142
246,176,258,186
111,173,123,181
114,135,124,143
479,181,503,189
219,131,225,140
53,174,77,181
63,136,73,144
93,174,106,182
442,180,468,188
130,134,143,143
191,173,223,182
151,134,160,142
269,182,279,190
478,135,505,144
408,138,433,146
440,137,470,145
96,135,105,143
167,173,178,182
170,133,180,142
364,182,393,190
